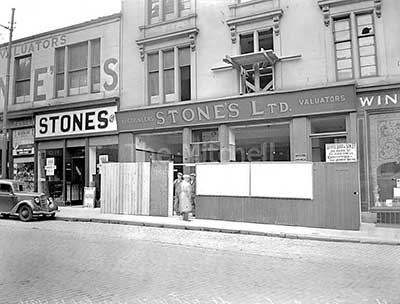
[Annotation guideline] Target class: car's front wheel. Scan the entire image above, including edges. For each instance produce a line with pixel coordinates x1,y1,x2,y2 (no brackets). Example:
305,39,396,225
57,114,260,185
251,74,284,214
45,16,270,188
19,205,33,222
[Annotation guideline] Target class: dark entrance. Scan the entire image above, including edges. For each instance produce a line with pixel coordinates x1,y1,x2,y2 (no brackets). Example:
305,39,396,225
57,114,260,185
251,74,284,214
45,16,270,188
66,147,85,205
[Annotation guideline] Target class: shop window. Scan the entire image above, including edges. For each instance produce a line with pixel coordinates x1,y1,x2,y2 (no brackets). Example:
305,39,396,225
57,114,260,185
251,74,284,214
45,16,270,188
38,149,64,203
55,38,101,97
136,132,182,162
234,124,290,162
191,129,220,163
148,46,191,104
356,13,377,77
310,115,347,162
148,0,191,24
375,162,400,208
333,12,377,80
15,55,31,104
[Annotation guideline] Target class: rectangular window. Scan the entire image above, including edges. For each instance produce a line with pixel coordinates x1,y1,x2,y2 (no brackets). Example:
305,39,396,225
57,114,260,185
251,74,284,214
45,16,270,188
357,13,377,77
191,129,220,163
179,0,190,17
164,0,174,20
55,47,65,97
91,39,101,93
148,53,159,102
310,115,347,162
148,47,191,103
68,42,88,96
333,17,353,80
15,55,31,103
234,124,290,162
149,0,160,23
179,47,190,101
148,0,190,23
163,50,174,96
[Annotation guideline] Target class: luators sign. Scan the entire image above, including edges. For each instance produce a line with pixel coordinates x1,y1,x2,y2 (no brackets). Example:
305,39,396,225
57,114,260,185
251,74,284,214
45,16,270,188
117,85,355,131
35,106,118,138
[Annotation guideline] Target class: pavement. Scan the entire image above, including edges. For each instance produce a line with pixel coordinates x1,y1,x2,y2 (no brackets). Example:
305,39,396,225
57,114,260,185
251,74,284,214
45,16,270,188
55,206,400,246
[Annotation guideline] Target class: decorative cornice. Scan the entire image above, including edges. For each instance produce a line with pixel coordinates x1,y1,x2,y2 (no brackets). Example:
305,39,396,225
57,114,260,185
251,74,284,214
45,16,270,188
374,0,382,18
229,25,237,44
136,27,199,46
272,15,280,36
318,0,382,26
189,33,196,51
226,9,283,43
322,5,330,26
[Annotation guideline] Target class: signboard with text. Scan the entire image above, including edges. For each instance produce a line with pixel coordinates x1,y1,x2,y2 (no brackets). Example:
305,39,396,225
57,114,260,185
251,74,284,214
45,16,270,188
117,85,356,132
326,143,357,163
35,106,118,138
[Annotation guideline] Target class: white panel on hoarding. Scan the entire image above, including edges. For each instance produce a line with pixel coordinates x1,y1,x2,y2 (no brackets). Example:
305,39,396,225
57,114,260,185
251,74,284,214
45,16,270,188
196,163,250,196
250,162,313,199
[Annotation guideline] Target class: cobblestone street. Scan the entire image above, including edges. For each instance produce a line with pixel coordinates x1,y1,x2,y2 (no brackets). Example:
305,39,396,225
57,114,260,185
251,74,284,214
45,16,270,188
0,219,399,304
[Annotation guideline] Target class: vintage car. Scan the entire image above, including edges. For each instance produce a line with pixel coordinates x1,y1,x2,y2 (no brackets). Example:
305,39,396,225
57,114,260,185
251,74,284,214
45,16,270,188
0,179,58,221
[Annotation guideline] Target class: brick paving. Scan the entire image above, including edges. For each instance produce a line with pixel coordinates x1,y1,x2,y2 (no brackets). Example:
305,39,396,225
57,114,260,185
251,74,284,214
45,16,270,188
0,219,399,304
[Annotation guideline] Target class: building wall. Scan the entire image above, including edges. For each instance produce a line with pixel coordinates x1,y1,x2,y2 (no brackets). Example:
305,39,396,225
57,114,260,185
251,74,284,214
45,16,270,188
121,0,400,110
0,14,120,114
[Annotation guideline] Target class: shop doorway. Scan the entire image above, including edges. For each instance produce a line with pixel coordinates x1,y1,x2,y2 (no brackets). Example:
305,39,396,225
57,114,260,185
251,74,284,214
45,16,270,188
66,147,85,205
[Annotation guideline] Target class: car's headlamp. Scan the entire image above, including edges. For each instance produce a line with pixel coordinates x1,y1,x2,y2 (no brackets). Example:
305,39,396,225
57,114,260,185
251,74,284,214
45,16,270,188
34,197,40,204
47,197,53,205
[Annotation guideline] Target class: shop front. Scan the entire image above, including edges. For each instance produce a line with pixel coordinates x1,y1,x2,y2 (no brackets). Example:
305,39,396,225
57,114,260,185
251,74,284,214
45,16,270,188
117,83,361,229
358,86,400,224
35,104,118,205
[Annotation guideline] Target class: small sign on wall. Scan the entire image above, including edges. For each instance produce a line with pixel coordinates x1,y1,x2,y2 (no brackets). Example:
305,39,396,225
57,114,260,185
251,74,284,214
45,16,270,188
45,157,56,176
326,143,357,163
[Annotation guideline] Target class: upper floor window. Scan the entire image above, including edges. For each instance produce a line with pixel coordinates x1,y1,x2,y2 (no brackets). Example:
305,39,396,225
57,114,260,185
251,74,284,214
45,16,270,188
357,13,376,77
239,28,274,93
333,16,353,80
333,12,377,81
15,55,31,104
148,0,191,24
148,46,191,104
55,38,101,98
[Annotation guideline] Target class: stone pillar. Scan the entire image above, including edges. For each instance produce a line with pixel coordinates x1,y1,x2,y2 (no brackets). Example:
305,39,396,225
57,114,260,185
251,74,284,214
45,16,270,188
291,117,309,161
219,124,231,162
182,127,191,174
118,132,136,162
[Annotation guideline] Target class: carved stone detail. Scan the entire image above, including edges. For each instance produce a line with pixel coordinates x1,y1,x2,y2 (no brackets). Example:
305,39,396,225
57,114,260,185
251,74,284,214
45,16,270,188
374,0,382,18
189,33,196,51
322,5,330,27
273,15,280,36
139,45,145,62
230,25,237,44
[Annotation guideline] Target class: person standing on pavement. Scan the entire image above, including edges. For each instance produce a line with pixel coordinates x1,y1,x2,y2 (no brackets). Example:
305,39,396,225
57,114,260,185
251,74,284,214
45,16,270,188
173,172,183,215
190,173,196,217
179,174,192,221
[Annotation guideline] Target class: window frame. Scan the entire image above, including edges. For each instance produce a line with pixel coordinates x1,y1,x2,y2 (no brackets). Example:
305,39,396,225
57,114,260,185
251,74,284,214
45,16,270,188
14,54,32,104
356,12,377,78
333,15,354,81
54,38,101,98
146,46,191,104
147,0,191,24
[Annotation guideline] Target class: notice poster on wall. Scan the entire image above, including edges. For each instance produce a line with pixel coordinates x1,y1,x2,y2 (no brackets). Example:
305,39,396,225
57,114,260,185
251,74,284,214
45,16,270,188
45,157,56,176
83,187,96,208
326,143,357,163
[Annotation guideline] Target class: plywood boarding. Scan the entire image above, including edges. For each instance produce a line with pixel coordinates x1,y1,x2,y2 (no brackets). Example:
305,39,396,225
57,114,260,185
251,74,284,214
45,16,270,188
101,162,150,215
196,163,250,196
149,161,172,216
196,162,360,230
250,162,313,199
